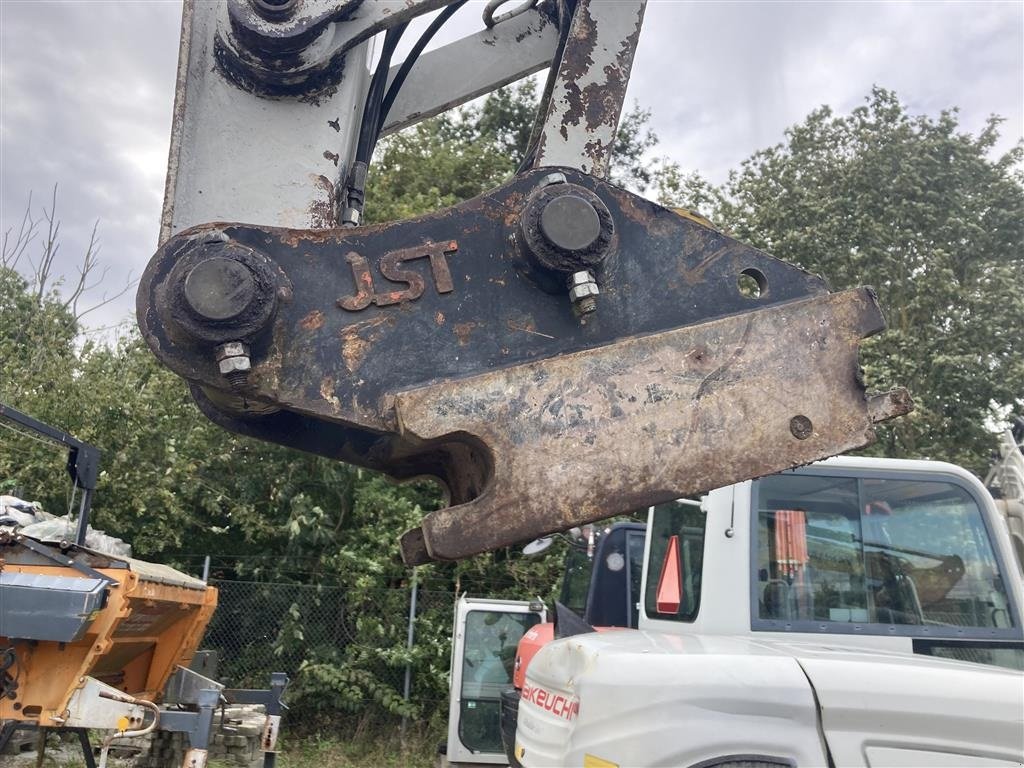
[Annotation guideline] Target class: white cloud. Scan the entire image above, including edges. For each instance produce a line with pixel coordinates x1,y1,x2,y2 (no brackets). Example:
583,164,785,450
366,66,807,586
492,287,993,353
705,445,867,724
628,1,1022,181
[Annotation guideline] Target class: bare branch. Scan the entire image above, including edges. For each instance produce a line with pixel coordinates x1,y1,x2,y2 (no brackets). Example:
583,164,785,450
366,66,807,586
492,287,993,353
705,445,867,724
74,272,138,321
6,184,134,325
30,184,62,301
64,219,101,318
1,191,38,272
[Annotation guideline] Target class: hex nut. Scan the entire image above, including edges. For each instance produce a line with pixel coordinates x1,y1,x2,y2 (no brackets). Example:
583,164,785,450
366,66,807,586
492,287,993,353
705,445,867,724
569,282,600,301
568,270,596,288
218,356,252,375
216,342,249,361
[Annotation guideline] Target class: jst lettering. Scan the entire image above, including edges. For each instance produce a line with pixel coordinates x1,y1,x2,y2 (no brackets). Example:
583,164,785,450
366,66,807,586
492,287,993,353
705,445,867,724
521,682,580,720
337,241,457,311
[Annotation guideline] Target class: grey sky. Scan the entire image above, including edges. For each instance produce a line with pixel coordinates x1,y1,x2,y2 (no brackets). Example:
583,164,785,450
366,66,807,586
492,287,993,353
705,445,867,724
2,0,1021,332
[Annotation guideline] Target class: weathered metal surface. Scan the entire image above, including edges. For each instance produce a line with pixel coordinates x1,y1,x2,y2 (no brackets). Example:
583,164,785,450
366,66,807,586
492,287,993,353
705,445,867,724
218,0,451,97
140,165,909,562
163,0,559,243
161,1,372,238
141,166,831,437
395,288,912,563
531,0,646,177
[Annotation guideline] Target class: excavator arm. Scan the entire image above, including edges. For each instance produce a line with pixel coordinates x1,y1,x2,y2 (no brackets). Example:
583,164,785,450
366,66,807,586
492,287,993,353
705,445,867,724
138,0,910,564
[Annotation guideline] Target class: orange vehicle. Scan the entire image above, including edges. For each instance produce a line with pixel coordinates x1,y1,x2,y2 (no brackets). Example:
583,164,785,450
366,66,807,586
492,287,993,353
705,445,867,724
0,404,226,768
0,535,217,729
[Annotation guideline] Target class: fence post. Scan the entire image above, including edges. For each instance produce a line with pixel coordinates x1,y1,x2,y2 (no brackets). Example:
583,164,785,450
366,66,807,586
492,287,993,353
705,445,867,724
400,567,419,742
201,555,211,583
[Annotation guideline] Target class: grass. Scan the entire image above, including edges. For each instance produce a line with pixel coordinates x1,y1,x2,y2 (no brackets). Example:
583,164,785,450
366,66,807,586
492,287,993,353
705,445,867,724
277,733,439,768
205,724,443,768
8,720,444,768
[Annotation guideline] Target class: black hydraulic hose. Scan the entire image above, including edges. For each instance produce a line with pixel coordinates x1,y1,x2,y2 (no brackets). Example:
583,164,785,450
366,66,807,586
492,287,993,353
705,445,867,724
343,22,408,222
378,0,470,135
356,23,408,165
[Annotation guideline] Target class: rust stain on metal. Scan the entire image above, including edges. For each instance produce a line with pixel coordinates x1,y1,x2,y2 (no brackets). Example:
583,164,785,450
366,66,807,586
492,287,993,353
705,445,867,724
552,3,598,142
338,314,393,373
453,322,477,346
340,333,371,374
319,376,342,413
394,288,911,564
534,0,646,174
680,238,732,286
300,309,324,331
502,191,527,227
308,174,336,229
435,311,445,326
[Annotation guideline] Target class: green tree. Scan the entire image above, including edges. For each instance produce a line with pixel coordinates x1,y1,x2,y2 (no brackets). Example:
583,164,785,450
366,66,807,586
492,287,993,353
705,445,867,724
662,88,1023,473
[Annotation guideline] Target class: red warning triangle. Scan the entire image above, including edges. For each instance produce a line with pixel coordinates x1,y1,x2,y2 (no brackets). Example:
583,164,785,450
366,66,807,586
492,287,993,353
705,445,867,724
656,534,683,614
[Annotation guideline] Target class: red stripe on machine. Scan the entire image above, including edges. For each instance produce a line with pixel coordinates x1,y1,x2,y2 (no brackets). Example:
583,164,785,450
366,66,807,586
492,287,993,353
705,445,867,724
521,682,579,720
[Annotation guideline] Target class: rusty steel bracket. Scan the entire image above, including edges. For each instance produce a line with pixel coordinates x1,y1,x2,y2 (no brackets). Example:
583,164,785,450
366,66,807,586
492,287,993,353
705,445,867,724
138,166,910,563
396,289,911,563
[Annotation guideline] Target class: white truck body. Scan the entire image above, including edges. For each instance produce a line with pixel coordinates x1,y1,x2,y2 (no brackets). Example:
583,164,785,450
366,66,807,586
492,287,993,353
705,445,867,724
522,632,1024,767
514,456,1024,768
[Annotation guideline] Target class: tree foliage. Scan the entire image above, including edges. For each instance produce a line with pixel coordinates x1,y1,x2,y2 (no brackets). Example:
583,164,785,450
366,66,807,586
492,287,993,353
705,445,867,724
693,88,1023,473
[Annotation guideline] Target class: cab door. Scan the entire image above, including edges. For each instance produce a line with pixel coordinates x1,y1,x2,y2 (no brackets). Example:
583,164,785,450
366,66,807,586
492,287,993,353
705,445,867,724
446,597,545,766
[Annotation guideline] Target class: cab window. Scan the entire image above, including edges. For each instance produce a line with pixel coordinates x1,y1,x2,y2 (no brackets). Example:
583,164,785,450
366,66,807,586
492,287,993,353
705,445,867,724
753,472,1019,638
560,547,594,617
627,530,646,627
458,610,541,753
644,501,706,622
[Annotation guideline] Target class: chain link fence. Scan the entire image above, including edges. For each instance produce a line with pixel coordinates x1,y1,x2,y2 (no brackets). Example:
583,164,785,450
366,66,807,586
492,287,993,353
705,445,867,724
201,579,458,716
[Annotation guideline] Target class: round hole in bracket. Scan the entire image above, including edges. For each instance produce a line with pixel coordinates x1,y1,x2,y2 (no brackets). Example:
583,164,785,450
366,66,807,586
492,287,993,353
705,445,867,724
737,268,768,299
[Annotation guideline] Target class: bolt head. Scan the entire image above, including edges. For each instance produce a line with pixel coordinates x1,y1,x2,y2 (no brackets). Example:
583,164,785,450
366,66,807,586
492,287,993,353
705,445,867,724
790,415,814,440
183,257,258,322
539,195,602,252
250,0,298,19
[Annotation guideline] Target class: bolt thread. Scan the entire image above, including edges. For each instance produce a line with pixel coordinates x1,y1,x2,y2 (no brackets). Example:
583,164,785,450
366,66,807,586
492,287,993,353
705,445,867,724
226,370,250,392
576,297,598,315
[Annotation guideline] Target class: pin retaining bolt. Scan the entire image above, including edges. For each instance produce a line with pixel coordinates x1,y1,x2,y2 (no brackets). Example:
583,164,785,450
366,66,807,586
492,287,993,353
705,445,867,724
568,270,599,316
216,341,251,391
